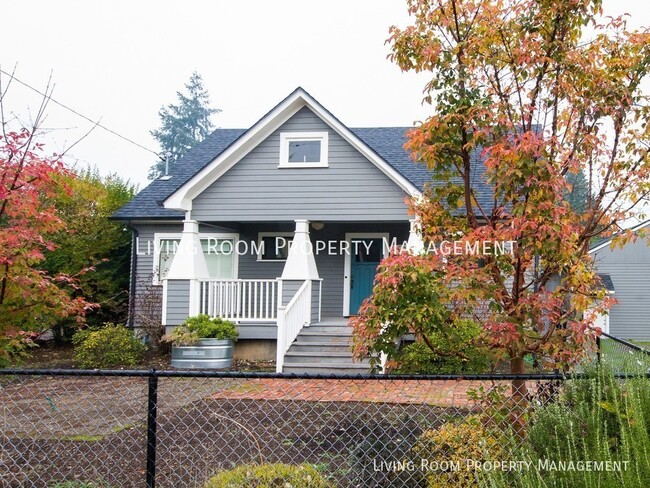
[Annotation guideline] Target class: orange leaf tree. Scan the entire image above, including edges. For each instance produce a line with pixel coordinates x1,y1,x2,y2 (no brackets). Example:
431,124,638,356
0,127,93,365
352,0,649,386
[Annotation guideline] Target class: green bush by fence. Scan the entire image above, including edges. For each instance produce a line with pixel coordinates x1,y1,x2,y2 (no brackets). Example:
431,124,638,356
484,367,650,488
72,324,146,368
203,463,333,488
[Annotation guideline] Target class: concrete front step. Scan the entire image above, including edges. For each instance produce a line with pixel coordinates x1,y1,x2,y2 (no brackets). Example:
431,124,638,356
284,351,359,364
283,362,372,375
280,318,370,374
289,341,352,353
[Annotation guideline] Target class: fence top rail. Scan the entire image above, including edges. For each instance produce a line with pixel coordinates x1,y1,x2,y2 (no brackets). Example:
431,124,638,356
1,368,648,380
600,331,650,355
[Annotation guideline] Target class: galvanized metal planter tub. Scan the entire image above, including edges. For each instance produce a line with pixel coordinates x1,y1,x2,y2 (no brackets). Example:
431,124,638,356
171,338,234,369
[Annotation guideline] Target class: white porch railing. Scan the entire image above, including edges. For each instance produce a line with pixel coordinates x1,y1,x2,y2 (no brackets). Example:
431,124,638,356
200,279,279,322
276,280,312,372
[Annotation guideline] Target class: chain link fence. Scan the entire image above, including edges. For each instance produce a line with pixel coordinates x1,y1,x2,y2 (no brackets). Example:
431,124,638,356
0,369,640,488
596,333,650,374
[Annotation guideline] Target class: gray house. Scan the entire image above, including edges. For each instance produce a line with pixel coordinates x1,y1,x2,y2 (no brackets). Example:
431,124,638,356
114,87,648,370
590,220,650,341
113,87,443,373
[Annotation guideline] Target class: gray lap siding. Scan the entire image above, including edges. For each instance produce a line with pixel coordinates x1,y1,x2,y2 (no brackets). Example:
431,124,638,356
191,107,411,222
592,237,650,340
131,220,409,333
235,222,409,318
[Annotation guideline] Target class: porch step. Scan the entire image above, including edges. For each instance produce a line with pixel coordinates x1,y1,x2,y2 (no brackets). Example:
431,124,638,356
289,341,352,353
284,351,357,364
281,320,372,374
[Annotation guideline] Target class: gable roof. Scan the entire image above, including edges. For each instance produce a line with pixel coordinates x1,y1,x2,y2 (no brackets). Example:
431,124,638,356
112,88,493,220
162,87,422,212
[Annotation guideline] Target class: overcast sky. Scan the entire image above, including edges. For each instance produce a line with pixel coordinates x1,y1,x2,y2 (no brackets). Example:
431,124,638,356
1,0,648,189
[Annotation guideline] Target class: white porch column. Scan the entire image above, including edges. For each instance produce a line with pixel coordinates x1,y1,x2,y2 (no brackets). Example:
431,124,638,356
276,220,319,372
406,218,425,254
281,219,320,280
165,219,210,316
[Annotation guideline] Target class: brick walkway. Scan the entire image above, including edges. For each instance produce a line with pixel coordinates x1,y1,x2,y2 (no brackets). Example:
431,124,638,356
211,378,505,407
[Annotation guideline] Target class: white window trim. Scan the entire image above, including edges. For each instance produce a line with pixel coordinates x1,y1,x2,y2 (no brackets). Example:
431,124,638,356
256,232,295,262
278,131,329,168
152,232,239,284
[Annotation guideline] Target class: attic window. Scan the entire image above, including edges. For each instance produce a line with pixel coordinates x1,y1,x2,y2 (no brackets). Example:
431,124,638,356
279,132,328,168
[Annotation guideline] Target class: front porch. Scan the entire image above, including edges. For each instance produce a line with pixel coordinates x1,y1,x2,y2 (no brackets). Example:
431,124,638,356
161,218,420,372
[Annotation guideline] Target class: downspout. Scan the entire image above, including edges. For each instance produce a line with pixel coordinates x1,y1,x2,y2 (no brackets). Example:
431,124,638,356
127,222,138,329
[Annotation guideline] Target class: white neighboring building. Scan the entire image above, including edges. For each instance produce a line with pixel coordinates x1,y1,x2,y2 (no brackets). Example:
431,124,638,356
590,220,650,340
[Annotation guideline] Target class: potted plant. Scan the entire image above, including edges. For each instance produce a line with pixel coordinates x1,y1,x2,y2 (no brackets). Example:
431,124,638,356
167,314,238,369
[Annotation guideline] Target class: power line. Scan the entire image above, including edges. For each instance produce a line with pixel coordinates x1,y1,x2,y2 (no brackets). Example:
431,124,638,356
0,68,159,156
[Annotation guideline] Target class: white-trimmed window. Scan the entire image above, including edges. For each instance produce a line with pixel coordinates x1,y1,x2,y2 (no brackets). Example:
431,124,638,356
153,233,238,283
257,232,294,261
279,132,329,168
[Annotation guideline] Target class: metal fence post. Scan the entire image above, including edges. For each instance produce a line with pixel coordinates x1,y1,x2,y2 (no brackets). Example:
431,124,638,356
146,369,159,488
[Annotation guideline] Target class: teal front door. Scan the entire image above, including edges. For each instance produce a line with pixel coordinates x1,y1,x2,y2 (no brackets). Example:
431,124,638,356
349,238,384,314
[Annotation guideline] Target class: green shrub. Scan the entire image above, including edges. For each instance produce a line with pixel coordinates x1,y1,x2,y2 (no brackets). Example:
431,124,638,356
72,324,146,368
528,367,649,457
204,463,333,487
485,367,650,488
394,332,492,374
167,314,238,346
0,330,37,367
407,415,505,487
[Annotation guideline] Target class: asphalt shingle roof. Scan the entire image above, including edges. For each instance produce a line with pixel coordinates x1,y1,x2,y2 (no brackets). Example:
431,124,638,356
352,127,494,211
596,273,615,292
112,126,493,220
112,128,246,220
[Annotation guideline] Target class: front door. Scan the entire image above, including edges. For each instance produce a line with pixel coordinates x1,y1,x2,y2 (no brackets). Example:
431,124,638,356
349,237,384,315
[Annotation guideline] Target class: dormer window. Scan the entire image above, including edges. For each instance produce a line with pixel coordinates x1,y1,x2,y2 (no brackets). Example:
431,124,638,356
279,132,329,168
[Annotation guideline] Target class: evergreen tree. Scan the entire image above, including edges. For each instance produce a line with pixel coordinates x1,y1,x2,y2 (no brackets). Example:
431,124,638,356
149,72,219,179
565,169,591,214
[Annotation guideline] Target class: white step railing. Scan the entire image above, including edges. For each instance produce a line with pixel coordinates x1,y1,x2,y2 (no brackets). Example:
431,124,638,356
276,280,311,372
200,279,279,322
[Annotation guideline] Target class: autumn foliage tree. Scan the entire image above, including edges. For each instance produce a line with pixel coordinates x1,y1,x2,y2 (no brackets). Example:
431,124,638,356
42,168,136,341
352,0,649,390
0,118,93,365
